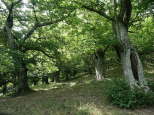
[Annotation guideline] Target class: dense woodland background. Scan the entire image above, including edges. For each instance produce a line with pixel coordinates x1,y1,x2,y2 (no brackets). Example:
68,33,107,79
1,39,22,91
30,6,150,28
0,0,154,115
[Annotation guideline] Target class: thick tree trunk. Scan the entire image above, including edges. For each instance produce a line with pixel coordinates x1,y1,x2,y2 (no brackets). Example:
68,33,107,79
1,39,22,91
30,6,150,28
113,21,148,89
2,1,31,95
16,62,30,94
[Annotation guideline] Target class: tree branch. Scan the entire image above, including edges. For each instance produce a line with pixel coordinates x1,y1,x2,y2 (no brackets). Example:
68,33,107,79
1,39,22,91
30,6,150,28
32,2,38,22
23,24,37,41
23,14,71,41
82,5,113,21
24,46,55,59
73,1,113,21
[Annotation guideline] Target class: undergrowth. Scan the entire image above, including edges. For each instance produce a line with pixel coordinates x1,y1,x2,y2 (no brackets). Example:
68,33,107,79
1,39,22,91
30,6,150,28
103,78,154,109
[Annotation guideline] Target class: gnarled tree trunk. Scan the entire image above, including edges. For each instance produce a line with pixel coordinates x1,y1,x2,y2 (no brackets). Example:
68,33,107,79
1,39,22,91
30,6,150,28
113,20,148,89
110,0,149,89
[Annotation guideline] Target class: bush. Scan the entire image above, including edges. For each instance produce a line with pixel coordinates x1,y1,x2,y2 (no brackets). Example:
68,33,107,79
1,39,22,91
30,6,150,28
104,78,154,109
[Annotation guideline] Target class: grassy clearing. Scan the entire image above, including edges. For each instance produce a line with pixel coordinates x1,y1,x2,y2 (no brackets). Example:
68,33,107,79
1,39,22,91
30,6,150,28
0,75,154,115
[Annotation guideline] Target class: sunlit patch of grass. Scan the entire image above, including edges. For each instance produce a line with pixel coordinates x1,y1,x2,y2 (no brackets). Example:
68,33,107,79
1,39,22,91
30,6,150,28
31,82,66,91
77,103,103,115
31,74,95,91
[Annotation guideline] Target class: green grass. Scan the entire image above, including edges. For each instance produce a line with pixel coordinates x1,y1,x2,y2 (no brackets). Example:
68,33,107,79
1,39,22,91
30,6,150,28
0,75,154,115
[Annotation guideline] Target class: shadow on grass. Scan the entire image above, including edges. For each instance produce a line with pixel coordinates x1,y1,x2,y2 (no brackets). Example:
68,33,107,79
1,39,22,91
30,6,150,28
0,112,12,115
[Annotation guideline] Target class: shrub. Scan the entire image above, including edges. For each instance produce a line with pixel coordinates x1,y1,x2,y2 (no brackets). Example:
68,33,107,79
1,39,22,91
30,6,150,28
104,78,154,109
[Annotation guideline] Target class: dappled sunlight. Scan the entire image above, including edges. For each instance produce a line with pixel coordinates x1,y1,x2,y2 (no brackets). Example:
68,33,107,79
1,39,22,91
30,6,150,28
69,82,77,87
147,70,154,74
0,77,154,115
31,75,95,92
77,103,105,115
32,81,78,91
32,83,66,91
0,0,153,114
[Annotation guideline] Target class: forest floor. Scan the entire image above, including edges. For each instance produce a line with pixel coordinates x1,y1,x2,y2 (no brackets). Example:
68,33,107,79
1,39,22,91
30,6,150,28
0,73,154,115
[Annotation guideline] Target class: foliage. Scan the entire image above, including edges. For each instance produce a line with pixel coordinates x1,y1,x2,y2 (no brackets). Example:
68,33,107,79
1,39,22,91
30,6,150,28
0,0,153,101
148,80,154,92
0,48,15,83
104,78,154,109
0,48,14,74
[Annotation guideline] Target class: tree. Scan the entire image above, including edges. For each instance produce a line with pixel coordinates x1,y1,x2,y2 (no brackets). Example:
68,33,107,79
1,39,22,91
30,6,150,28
93,46,109,80
0,0,74,94
75,0,152,89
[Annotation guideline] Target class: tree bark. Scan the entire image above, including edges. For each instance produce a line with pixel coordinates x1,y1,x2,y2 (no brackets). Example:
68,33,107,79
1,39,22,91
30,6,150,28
16,62,30,94
94,56,104,80
113,21,148,89
110,0,149,89
93,48,106,80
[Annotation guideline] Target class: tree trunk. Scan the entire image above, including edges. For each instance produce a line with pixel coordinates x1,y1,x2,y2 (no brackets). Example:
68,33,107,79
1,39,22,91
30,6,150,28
50,71,60,82
94,57,104,80
2,83,7,95
42,75,49,84
2,1,31,95
94,48,106,80
33,77,39,86
55,71,60,82
16,62,30,94
113,21,148,89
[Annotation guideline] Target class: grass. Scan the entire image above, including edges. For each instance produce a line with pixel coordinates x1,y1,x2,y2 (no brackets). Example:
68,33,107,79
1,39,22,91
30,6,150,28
0,75,154,115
